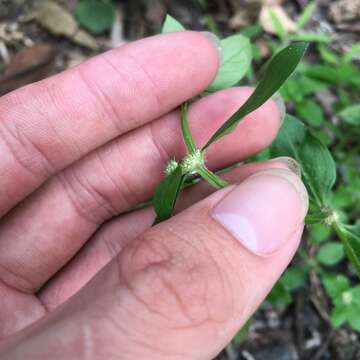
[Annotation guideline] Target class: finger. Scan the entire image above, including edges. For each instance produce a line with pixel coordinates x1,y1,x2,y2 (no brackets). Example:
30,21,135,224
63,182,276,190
1,168,308,359
0,31,220,217
0,87,281,293
38,157,294,309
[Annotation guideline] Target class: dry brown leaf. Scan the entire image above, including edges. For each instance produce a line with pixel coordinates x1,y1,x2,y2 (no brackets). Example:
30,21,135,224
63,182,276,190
34,0,98,50
0,44,57,96
73,30,98,50
35,0,78,37
259,4,297,35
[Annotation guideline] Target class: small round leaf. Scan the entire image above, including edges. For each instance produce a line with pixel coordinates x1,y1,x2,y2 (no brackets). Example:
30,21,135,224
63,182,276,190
317,242,345,266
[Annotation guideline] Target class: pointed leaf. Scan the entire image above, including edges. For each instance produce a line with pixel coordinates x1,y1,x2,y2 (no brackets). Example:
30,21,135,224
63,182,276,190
330,305,348,328
334,223,360,278
296,1,317,29
317,242,344,266
153,167,184,224
162,15,185,33
203,42,308,149
75,0,114,34
270,115,336,208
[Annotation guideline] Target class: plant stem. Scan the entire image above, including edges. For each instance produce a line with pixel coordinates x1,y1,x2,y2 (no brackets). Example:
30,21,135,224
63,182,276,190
197,165,228,189
180,102,197,153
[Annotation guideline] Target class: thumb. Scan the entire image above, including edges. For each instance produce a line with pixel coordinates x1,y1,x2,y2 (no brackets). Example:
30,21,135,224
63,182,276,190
2,168,308,360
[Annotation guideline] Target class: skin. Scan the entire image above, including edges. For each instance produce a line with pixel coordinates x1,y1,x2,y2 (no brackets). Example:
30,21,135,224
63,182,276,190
0,31,307,359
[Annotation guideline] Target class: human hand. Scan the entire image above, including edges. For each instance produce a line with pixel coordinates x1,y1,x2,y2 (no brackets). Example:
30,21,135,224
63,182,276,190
0,31,308,359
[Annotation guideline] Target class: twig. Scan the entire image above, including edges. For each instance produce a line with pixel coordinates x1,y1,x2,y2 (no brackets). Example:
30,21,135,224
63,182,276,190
295,290,306,356
313,329,335,360
309,270,331,323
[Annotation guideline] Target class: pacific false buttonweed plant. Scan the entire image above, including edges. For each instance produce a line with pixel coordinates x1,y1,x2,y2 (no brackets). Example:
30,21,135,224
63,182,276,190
153,17,360,314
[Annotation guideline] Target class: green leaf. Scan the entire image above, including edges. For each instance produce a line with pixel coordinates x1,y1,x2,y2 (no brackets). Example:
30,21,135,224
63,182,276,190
206,34,252,92
239,25,263,39
330,305,348,328
291,32,331,44
75,0,114,34
317,44,340,65
281,266,307,291
162,14,185,33
203,42,308,149
280,74,326,102
296,1,317,29
270,115,336,207
347,304,360,332
267,281,292,306
348,285,360,305
233,321,251,345
297,99,324,126
317,242,344,265
305,63,360,85
333,223,360,278
269,8,288,41
311,129,333,146
304,64,339,83
343,42,360,63
298,131,337,205
305,210,331,225
153,167,184,223
309,223,332,244
332,185,357,209
322,273,350,301
338,104,360,126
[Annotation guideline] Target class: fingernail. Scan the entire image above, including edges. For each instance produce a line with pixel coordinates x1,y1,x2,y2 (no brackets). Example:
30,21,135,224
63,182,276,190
200,31,223,64
212,168,308,256
270,156,301,177
272,92,286,125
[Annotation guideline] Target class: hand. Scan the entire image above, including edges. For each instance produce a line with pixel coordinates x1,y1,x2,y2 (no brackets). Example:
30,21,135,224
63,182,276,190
0,31,308,359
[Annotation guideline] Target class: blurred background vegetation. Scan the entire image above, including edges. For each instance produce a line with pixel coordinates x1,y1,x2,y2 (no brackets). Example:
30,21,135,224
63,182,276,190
0,0,359,359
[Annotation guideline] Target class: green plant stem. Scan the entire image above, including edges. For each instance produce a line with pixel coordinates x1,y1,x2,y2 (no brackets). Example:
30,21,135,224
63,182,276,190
332,222,358,272
180,102,197,153
333,222,346,242
197,166,227,189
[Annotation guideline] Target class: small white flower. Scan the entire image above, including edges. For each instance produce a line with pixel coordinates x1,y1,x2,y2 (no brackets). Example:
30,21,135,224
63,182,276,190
342,291,353,305
180,149,204,174
165,160,179,175
324,210,340,226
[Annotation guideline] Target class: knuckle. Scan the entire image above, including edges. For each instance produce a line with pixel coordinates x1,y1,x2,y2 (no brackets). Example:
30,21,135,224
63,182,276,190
56,167,121,224
0,111,54,180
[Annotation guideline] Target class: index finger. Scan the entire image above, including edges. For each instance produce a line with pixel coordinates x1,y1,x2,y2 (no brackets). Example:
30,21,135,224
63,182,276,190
0,31,219,217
